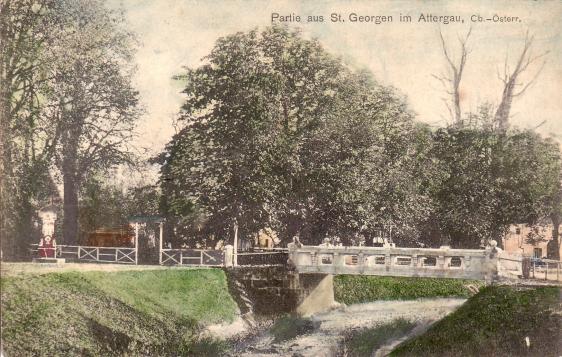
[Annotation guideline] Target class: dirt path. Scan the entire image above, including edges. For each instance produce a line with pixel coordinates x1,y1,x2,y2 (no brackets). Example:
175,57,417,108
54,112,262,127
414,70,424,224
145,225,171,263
0,262,205,277
234,298,466,357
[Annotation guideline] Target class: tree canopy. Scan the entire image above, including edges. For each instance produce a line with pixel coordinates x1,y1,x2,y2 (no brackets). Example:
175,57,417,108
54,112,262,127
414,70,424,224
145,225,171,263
159,26,431,246
1,0,140,257
160,26,562,252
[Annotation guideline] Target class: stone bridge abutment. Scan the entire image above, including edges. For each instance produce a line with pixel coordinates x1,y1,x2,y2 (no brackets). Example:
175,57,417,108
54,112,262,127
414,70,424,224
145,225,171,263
224,266,335,317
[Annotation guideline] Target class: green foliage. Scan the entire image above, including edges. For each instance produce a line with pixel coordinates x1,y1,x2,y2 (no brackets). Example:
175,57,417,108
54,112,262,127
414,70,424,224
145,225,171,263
391,285,562,356
333,276,482,304
269,315,318,342
428,126,562,248
0,0,65,258
78,176,161,241
1,0,141,255
342,318,416,357
0,269,236,356
159,27,562,250
160,26,427,246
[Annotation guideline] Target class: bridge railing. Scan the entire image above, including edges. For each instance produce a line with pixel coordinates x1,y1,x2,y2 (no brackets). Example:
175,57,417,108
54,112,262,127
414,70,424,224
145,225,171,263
237,249,288,266
288,245,497,280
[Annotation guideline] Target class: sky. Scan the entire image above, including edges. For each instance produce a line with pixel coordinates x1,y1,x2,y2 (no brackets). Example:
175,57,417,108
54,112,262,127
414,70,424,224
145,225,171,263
108,0,562,156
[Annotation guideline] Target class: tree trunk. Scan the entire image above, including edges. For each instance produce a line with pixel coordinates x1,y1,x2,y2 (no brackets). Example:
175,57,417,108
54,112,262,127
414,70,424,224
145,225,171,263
63,169,79,245
62,126,81,245
15,197,34,259
495,80,515,133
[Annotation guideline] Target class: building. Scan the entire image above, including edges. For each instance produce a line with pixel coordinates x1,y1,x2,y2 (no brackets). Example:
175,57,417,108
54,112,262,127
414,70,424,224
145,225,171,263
502,223,561,259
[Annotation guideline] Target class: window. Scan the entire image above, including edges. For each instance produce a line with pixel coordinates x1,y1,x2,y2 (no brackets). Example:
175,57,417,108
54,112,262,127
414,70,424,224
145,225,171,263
533,248,542,258
515,228,521,235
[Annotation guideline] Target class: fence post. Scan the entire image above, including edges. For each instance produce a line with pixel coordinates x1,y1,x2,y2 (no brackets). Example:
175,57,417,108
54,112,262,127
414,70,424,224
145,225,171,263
159,222,163,265
522,256,531,279
134,222,139,265
224,245,233,267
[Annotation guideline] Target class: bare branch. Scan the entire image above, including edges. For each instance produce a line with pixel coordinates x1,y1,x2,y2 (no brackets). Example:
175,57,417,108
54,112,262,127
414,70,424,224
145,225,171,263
433,27,472,127
495,31,549,133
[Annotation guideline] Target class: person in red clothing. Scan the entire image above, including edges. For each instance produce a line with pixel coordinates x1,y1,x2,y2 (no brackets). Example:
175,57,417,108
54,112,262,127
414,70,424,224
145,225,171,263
38,235,56,258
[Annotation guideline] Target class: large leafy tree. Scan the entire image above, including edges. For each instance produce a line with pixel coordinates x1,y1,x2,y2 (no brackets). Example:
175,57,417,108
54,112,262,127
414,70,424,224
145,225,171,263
1,0,63,258
160,26,427,246
1,0,140,257
47,0,140,245
429,124,561,249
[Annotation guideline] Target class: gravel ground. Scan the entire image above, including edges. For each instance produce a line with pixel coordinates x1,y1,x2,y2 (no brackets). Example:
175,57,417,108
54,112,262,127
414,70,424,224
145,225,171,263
234,298,466,357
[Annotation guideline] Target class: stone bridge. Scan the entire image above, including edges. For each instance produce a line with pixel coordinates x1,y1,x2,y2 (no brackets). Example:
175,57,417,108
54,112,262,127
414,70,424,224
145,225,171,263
226,244,519,317
287,244,504,281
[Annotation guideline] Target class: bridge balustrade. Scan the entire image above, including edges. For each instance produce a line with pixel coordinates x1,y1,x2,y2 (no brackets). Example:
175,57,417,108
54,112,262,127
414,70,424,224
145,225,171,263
289,245,497,280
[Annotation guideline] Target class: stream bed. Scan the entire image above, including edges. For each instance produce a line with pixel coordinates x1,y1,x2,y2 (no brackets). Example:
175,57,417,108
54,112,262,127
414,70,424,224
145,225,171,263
226,298,466,356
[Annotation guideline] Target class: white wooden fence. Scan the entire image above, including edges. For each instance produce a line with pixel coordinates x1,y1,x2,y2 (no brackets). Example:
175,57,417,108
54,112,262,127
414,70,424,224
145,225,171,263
160,249,225,266
30,244,137,264
529,258,562,282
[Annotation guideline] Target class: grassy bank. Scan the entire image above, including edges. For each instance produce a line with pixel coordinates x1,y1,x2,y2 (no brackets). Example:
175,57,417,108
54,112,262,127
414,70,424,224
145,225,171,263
334,275,483,304
341,319,416,357
391,285,562,356
0,269,237,356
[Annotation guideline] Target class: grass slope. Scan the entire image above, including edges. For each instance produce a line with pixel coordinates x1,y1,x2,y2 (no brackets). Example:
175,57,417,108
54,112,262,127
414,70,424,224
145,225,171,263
391,285,562,357
1,269,237,356
342,319,416,357
334,275,483,304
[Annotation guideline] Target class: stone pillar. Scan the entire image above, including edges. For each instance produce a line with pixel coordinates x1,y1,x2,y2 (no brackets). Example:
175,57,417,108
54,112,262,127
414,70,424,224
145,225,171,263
484,240,500,282
224,245,234,267
37,205,58,259
38,205,57,239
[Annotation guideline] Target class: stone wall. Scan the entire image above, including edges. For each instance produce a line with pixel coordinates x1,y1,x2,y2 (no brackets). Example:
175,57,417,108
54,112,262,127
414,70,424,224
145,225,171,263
224,266,335,316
